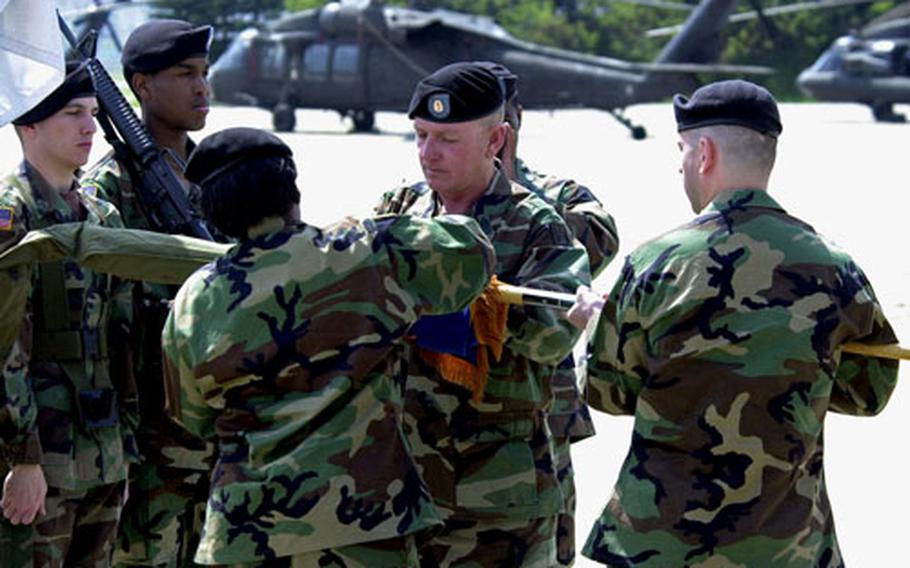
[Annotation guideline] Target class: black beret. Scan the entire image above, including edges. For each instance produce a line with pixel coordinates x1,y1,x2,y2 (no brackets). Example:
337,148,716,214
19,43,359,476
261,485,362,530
122,19,212,77
475,61,518,102
673,80,782,138
13,60,96,126
185,127,292,186
408,62,504,123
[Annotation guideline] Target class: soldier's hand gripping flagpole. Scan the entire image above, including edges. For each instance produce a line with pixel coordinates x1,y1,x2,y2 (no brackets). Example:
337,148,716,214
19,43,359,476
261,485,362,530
494,282,910,361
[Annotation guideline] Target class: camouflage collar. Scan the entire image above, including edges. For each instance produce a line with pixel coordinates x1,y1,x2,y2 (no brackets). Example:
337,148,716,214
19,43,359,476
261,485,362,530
246,215,294,239
429,165,506,215
20,161,79,196
19,161,83,224
514,157,535,188
485,166,509,198
705,188,785,215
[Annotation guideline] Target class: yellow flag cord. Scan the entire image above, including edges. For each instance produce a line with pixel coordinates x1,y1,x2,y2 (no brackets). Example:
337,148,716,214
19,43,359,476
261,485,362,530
494,283,910,362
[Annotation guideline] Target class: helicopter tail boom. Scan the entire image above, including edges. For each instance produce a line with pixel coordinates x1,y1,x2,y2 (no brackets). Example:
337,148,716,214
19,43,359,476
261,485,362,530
654,0,738,66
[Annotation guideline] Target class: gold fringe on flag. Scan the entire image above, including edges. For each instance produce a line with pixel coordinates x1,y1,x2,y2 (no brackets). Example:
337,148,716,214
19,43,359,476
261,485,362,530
416,276,509,403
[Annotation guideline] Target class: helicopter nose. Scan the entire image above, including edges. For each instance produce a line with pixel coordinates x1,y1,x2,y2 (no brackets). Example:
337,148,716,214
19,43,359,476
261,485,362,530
209,65,230,102
796,69,812,96
209,32,261,107
210,60,254,107
796,69,821,99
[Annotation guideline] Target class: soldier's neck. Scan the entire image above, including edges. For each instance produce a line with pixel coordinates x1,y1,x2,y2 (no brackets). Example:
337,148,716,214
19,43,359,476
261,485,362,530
437,168,497,215
24,153,76,195
143,115,190,162
439,192,480,215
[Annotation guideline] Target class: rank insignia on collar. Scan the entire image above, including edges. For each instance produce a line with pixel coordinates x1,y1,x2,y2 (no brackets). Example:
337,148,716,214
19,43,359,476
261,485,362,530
0,207,14,231
428,93,450,119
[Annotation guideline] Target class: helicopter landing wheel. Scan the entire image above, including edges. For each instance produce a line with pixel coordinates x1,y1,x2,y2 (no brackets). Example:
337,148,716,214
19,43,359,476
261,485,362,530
273,104,296,132
871,102,906,123
610,109,646,140
350,110,375,132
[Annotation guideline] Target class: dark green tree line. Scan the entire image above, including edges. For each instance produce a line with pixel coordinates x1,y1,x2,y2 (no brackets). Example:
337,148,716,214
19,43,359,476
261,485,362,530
150,0,285,58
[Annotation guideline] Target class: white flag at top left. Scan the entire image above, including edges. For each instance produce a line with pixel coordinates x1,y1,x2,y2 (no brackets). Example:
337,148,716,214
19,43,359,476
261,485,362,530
0,0,65,127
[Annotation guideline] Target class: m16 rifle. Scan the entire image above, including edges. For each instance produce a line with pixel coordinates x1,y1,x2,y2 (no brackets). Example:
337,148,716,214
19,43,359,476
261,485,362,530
58,12,213,240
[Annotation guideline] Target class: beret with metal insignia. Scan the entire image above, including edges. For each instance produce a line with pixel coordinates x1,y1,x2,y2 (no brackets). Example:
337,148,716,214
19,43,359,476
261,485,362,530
122,19,213,81
13,60,96,126
673,79,782,138
475,61,517,102
407,61,504,123
185,127,292,187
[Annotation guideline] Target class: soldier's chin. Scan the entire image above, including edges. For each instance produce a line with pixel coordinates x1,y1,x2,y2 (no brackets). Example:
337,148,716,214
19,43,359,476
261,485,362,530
422,169,448,189
74,146,92,166
187,117,208,131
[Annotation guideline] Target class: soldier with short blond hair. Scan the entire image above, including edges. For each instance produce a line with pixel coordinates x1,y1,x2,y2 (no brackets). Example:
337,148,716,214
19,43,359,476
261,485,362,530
0,61,136,568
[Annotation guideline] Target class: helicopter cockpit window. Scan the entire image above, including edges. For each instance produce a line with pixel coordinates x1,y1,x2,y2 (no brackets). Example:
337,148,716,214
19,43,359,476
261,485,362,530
304,44,330,80
257,43,286,81
810,47,844,72
333,45,359,76
217,34,251,71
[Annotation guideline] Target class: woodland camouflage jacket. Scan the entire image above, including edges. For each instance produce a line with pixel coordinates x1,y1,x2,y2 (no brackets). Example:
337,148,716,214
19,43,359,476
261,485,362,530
582,189,898,567
163,213,495,563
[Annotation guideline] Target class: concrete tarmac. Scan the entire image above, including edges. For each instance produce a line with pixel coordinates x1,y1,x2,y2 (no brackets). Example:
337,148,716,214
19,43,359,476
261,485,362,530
1,101,907,566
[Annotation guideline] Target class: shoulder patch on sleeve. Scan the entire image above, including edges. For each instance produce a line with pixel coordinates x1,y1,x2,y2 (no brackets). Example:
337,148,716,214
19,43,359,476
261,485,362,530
0,206,14,231
80,185,99,198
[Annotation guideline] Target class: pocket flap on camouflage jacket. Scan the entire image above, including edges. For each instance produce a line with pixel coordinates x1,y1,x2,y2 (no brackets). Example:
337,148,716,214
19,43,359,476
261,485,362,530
453,410,538,446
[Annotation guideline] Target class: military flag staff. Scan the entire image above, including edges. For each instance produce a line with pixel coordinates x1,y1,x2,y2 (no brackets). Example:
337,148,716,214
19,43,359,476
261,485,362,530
495,282,910,361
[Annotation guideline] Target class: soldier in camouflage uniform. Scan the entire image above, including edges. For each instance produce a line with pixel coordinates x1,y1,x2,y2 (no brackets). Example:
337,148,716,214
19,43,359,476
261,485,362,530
163,127,496,567
0,61,137,568
375,62,591,567
573,80,900,567
80,19,215,568
483,61,619,567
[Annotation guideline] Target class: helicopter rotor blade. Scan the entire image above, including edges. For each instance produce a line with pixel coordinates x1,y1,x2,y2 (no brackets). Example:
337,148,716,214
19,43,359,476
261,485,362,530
105,20,123,52
646,0,877,38
744,0,779,39
605,0,695,11
630,61,774,74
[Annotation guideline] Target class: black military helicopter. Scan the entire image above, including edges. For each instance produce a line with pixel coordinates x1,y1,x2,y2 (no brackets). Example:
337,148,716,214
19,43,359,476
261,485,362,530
209,0,771,138
797,2,910,121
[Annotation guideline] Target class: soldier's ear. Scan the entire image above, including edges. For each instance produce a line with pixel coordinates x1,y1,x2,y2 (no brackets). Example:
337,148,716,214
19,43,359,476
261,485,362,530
487,122,506,160
15,123,37,143
697,135,717,175
131,72,151,103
